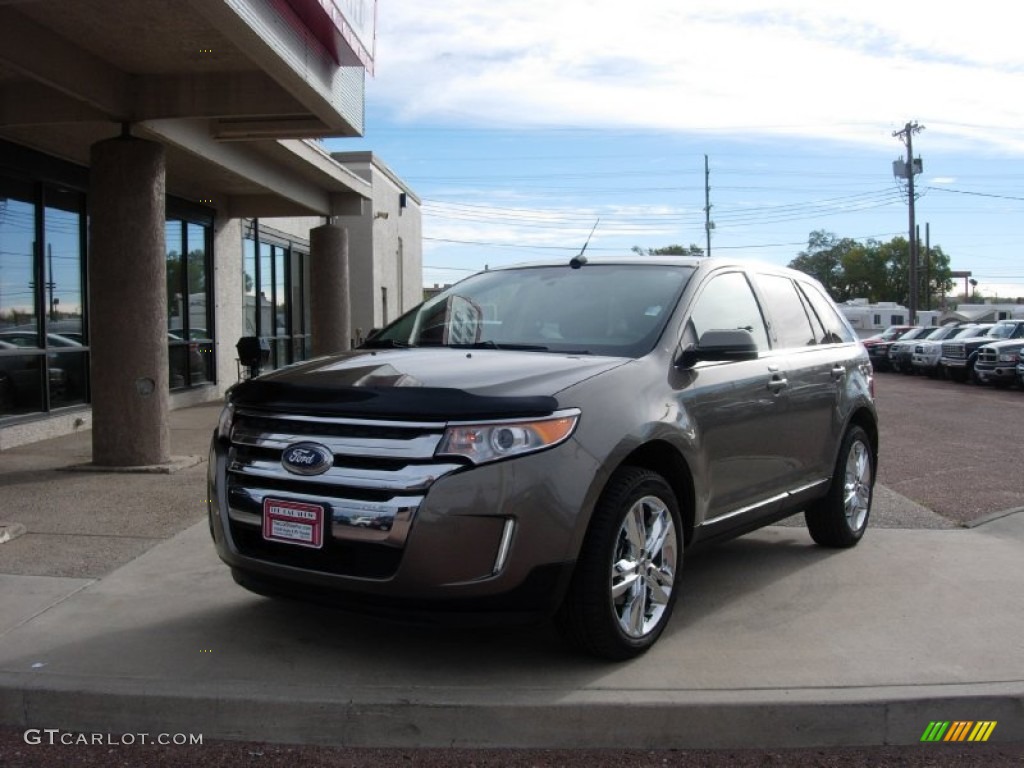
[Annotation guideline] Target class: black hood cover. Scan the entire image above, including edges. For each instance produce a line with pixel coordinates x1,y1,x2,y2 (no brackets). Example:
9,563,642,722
230,379,558,421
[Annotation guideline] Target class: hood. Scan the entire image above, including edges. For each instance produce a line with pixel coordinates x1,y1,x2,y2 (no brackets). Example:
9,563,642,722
228,348,629,420
978,339,1024,351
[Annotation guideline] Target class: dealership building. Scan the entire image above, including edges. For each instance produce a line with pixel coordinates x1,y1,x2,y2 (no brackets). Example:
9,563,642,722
0,0,422,456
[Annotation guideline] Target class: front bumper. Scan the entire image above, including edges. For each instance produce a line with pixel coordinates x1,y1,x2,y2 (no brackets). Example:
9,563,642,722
911,352,940,370
974,365,1017,384
208,434,598,618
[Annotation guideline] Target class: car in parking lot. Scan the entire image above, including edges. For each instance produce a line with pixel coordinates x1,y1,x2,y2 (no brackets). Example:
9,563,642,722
209,256,878,660
885,326,939,373
974,338,1024,387
862,325,917,371
911,324,989,378
941,319,1024,383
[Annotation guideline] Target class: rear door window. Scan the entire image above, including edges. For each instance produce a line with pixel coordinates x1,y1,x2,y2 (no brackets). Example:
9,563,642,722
754,273,817,348
797,282,857,344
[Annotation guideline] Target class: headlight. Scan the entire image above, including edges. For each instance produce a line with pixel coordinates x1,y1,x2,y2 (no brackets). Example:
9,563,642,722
216,402,235,441
436,410,580,465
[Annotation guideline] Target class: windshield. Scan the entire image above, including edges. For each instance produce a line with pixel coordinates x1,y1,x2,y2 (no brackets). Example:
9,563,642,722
366,264,695,358
986,323,1024,340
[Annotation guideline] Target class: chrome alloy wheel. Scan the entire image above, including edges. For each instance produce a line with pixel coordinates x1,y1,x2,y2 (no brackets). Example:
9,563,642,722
844,438,872,532
610,495,678,638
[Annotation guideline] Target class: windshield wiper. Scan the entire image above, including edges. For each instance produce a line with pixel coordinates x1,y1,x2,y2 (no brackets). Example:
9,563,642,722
450,341,550,351
360,338,413,349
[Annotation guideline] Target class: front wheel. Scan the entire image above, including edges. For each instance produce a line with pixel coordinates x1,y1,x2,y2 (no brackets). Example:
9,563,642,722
556,467,682,660
805,426,874,548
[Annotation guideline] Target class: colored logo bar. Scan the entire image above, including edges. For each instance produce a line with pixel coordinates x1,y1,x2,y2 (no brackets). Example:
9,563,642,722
920,721,997,742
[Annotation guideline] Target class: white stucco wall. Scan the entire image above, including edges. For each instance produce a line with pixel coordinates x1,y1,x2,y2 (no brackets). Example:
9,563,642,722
331,152,422,339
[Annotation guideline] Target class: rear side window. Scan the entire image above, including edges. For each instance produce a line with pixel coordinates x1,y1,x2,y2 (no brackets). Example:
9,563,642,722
797,282,857,344
754,273,818,348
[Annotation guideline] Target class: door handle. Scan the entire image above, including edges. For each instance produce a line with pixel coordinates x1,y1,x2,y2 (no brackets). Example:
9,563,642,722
831,366,846,381
767,375,788,393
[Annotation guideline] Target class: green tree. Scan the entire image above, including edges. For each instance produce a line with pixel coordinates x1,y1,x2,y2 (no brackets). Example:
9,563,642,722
788,230,861,301
631,244,705,257
789,231,953,306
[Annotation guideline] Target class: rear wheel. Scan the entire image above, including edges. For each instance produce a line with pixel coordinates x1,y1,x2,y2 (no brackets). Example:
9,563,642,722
805,426,874,548
556,467,682,660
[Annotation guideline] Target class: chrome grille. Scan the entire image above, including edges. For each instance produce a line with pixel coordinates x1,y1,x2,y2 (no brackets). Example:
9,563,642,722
941,342,965,359
977,348,998,365
225,408,462,555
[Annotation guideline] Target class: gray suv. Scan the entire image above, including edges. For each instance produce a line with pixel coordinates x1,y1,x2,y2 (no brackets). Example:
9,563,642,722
209,257,878,659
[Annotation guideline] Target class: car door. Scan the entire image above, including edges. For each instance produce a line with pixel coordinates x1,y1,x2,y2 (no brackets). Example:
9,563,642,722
673,269,793,525
752,273,848,491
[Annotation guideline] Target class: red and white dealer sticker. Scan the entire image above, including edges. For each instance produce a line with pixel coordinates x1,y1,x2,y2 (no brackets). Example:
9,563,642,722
262,498,325,549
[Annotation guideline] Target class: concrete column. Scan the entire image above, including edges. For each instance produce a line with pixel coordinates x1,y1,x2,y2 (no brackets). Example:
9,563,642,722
88,135,170,466
309,222,351,356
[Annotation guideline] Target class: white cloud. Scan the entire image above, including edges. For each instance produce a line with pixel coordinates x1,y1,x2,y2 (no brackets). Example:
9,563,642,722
369,0,1024,152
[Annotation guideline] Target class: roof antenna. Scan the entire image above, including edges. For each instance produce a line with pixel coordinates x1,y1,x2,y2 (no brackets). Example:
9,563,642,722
570,219,599,269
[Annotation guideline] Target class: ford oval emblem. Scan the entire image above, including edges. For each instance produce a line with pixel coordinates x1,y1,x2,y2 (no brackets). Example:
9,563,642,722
281,442,333,476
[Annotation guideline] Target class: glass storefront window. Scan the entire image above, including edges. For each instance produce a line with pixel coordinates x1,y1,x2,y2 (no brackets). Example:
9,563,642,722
243,226,310,373
166,217,214,390
0,353,43,416
45,187,86,344
243,237,257,336
1,178,88,418
0,178,38,342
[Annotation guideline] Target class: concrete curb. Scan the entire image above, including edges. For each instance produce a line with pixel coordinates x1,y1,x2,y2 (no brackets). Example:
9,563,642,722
1,675,1022,749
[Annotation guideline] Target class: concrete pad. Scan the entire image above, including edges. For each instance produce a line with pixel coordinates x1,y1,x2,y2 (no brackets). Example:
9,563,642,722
0,533,164,579
0,521,1021,749
0,574,93,636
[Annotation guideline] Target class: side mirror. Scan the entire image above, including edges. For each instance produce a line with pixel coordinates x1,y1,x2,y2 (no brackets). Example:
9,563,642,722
676,328,759,369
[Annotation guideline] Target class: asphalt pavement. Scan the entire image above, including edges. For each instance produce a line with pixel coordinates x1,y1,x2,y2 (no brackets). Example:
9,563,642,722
0,375,1022,753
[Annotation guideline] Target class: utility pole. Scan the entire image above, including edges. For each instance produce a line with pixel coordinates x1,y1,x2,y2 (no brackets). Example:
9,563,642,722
704,154,713,258
892,121,924,323
925,223,931,311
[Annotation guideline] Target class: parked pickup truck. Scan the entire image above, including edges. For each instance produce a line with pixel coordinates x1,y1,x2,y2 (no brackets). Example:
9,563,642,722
910,324,987,378
974,338,1024,387
863,325,917,372
940,320,1024,383
886,327,939,373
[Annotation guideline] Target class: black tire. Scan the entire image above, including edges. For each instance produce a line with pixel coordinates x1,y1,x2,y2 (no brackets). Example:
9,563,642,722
556,466,683,661
805,426,874,549
947,368,967,383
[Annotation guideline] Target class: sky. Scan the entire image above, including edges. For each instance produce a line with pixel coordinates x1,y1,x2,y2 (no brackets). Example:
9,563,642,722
325,0,1024,301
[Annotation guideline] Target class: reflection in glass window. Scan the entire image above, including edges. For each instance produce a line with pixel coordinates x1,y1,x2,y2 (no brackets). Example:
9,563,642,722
165,217,214,390
0,350,43,417
0,178,37,340
274,244,288,337
243,237,257,336
243,227,311,371
1,178,89,418
45,188,85,344
754,273,817,348
687,272,769,352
